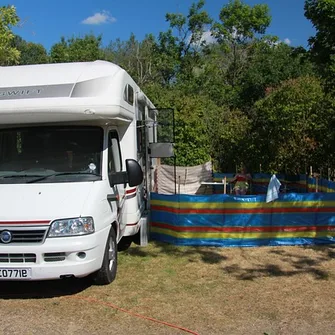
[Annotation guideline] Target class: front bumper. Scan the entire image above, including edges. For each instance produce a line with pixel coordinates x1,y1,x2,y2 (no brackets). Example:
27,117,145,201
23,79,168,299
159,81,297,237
0,226,109,281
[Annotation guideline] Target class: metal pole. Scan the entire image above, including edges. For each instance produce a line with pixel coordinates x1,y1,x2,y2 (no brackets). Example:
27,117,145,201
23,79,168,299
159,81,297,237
174,155,177,194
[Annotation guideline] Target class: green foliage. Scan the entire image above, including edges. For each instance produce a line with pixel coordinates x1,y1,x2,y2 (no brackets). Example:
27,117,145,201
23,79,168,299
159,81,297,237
0,5,20,65
313,94,335,168
154,30,181,85
209,0,272,97
104,33,158,86
252,76,325,173
145,84,211,166
12,35,49,65
237,41,315,109
156,0,212,85
50,34,104,63
305,0,335,91
212,0,271,44
166,0,212,52
208,106,252,171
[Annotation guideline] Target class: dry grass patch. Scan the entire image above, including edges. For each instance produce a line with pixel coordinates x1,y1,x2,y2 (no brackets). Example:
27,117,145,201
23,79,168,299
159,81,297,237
1,242,335,335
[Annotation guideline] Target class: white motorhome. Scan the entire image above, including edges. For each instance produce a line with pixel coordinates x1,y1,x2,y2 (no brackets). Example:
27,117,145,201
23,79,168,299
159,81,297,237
0,60,159,284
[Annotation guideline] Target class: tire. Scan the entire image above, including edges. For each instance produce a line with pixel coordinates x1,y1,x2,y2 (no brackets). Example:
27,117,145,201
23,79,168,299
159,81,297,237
93,227,117,285
132,229,141,245
117,236,133,251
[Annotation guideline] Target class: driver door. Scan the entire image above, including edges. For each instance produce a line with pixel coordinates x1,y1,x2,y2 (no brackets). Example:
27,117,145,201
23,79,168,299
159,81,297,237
108,130,126,233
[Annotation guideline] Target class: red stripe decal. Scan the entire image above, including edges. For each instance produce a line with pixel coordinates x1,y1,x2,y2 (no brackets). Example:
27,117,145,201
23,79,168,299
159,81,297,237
0,220,50,225
126,222,139,226
126,188,137,195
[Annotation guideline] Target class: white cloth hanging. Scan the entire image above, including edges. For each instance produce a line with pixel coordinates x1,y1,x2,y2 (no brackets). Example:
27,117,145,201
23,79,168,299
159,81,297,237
266,174,281,203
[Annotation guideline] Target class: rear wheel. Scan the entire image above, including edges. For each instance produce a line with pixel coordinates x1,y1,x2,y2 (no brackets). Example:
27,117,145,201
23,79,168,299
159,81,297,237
93,227,117,285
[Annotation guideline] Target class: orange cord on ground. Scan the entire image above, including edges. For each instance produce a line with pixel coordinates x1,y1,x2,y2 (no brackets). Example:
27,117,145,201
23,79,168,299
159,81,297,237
66,296,200,335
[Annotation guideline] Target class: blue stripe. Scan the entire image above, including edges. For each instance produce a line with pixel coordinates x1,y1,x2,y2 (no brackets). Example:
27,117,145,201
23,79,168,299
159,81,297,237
151,211,335,227
151,192,335,203
150,233,335,247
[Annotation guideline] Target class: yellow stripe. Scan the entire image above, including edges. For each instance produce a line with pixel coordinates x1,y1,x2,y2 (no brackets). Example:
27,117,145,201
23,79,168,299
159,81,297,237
151,227,335,239
151,199,335,209
308,184,328,191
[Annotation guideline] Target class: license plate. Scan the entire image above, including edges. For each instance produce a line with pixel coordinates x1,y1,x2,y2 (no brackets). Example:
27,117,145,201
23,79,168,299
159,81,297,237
0,268,32,279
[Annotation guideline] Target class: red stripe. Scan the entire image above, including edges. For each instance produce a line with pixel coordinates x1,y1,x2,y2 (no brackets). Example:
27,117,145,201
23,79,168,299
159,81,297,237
0,220,50,225
151,205,335,214
126,222,139,226
151,222,335,233
126,188,137,194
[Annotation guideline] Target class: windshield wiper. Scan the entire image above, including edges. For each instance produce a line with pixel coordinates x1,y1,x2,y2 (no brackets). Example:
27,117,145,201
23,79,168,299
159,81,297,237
1,174,45,179
27,172,102,183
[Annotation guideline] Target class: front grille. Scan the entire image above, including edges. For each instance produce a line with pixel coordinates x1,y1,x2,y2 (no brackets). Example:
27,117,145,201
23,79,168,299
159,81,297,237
0,253,36,263
44,252,66,262
0,229,47,244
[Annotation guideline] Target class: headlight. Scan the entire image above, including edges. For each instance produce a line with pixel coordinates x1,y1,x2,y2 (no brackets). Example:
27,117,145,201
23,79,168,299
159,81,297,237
48,217,95,237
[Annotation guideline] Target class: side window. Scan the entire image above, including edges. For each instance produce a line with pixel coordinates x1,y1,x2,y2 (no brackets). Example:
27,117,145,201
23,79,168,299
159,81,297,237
108,131,122,174
123,84,134,105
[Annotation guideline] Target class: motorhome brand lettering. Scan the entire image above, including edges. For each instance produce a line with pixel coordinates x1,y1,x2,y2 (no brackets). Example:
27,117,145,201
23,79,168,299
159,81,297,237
0,89,42,97
0,84,73,100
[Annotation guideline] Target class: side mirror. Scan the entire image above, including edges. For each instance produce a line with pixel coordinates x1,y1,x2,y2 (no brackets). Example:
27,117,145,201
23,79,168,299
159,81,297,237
126,159,143,187
108,159,143,187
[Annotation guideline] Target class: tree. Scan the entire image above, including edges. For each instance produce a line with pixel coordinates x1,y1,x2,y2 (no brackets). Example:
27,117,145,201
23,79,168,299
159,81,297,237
155,0,212,85
211,0,271,89
145,81,253,171
0,5,20,65
237,41,314,110
305,0,335,91
104,33,158,86
207,105,252,172
12,35,49,65
145,84,212,166
50,34,104,63
252,76,326,174
212,0,270,44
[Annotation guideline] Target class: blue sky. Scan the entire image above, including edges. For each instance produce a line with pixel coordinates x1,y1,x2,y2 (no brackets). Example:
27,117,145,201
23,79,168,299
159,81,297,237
5,0,315,51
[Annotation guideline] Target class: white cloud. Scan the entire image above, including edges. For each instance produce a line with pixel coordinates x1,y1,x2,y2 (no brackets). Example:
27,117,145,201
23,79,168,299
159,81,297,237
188,30,216,47
200,30,216,45
81,11,116,25
284,38,291,45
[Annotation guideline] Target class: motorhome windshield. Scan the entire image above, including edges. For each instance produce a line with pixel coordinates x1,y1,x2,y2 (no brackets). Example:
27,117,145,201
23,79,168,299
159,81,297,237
0,126,103,183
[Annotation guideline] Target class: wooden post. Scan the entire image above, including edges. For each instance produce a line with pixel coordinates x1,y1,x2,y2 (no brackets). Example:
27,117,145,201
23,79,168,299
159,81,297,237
223,177,227,194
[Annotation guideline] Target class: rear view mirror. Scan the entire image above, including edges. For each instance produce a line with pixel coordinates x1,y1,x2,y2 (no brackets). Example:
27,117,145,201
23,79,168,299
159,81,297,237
108,159,143,187
126,159,143,187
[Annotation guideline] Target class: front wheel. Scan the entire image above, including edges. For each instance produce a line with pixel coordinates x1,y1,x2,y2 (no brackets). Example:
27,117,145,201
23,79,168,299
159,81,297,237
93,227,117,285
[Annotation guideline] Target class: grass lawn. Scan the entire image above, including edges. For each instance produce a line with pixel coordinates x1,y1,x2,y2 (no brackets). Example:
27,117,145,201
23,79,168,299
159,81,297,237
1,241,335,335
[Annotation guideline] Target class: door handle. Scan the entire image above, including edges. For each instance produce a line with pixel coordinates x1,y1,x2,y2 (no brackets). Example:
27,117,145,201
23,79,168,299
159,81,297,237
107,194,118,202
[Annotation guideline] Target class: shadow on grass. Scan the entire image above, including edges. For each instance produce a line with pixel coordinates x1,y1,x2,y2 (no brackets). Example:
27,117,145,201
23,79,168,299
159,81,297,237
301,244,335,259
123,240,228,264
0,277,92,299
222,245,334,281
